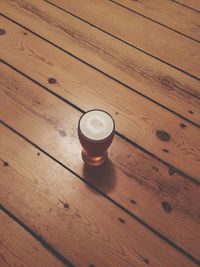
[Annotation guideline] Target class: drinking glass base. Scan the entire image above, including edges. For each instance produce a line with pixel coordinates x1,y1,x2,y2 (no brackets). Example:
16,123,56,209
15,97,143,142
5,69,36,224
82,150,108,167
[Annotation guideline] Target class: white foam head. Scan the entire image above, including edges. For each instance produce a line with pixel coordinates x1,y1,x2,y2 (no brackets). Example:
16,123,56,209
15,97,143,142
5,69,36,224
80,110,114,141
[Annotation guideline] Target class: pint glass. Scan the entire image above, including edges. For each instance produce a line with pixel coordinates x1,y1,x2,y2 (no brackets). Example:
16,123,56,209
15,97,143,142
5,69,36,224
78,110,115,166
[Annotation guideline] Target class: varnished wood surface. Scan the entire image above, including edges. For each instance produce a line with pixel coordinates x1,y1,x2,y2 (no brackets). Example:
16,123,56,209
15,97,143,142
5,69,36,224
175,0,200,12
1,63,200,260
0,0,200,266
1,16,200,181
1,3,200,128
0,210,65,267
0,124,198,267
1,0,200,78
109,0,200,41
1,16,200,128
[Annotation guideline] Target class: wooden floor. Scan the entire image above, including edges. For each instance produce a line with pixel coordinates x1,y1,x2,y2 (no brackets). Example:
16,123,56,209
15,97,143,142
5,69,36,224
0,1,200,266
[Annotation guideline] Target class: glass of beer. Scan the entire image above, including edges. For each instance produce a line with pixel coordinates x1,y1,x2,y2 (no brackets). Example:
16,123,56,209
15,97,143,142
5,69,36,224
78,109,115,166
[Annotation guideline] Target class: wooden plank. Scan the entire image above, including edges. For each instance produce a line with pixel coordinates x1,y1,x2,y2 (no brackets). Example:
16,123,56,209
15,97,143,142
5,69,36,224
0,63,200,260
0,210,65,267
0,18,200,181
1,17,200,127
108,0,200,41
176,0,200,12
1,0,200,80
0,124,198,267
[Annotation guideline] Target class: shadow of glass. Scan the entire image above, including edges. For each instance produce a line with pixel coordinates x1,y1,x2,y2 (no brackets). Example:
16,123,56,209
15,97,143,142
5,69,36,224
82,159,117,194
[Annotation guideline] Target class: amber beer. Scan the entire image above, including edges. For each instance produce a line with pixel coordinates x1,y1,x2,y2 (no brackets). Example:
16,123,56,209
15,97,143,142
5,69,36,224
78,110,115,166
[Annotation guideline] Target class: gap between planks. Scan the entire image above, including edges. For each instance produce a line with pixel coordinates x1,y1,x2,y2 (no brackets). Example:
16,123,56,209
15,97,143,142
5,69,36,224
1,14,200,129
0,64,200,262
0,207,73,267
1,59,200,187
2,124,199,267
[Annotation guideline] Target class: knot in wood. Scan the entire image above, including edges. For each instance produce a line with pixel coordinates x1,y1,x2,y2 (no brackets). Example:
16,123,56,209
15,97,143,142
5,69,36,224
0,29,6,35
156,130,170,141
48,77,56,84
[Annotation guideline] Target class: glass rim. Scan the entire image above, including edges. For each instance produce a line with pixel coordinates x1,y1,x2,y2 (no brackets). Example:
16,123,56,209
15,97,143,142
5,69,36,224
78,109,115,143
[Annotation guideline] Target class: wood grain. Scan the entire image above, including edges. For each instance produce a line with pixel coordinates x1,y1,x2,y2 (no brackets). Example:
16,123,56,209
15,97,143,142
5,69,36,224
176,0,200,12
1,0,200,79
0,18,200,180
0,124,198,267
0,63,200,259
43,0,200,78
109,0,200,41
1,16,200,127
0,210,65,267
